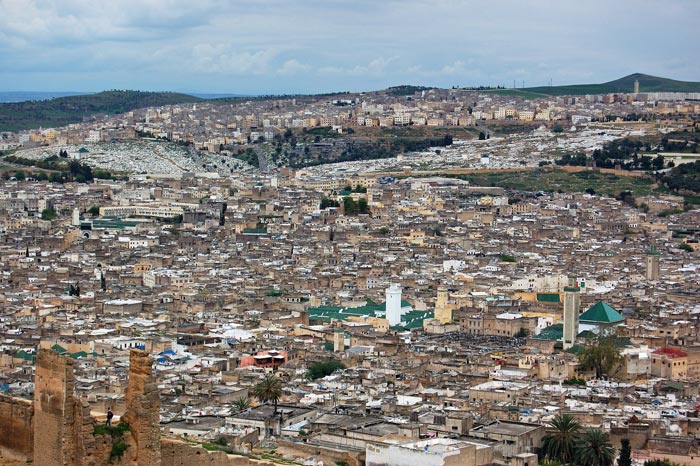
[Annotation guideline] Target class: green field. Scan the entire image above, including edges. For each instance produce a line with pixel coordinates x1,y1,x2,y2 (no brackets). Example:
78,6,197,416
452,169,671,197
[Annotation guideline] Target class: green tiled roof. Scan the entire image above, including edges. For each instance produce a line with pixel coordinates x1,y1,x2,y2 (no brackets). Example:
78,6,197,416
537,293,561,303
309,300,428,330
535,323,563,341
90,218,140,229
579,301,624,324
14,350,34,362
391,310,433,330
51,344,67,354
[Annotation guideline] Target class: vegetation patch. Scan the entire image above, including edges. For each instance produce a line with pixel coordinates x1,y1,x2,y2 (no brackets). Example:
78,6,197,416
450,169,669,198
306,360,346,380
93,422,131,463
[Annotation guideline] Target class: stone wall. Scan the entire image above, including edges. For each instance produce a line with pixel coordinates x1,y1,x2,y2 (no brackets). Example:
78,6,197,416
161,439,278,466
647,436,694,456
610,424,651,450
0,395,33,462
278,439,363,466
33,348,78,466
121,349,162,466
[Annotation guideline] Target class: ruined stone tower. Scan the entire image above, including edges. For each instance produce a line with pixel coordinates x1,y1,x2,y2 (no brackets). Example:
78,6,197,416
34,349,87,466
121,349,162,466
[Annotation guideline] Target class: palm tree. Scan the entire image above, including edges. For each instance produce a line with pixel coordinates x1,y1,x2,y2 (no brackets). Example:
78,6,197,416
251,374,283,414
232,396,251,413
574,428,616,466
540,413,581,464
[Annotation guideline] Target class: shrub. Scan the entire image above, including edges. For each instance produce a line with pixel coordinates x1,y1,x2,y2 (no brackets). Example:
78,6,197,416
306,360,345,380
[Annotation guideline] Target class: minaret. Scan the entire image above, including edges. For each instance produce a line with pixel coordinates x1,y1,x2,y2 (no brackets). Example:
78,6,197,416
333,329,344,352
385,283,403,326
434,286,452,323
646,243,660,281
633,79,640,95
562,279,580,350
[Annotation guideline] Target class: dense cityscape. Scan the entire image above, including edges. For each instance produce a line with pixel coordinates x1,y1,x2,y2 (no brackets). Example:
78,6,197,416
1,2,700,466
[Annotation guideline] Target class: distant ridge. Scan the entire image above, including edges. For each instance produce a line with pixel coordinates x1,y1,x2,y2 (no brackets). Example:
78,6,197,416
0,90,202,132
0,91,92,103
188,93,251,99
519,73,700,96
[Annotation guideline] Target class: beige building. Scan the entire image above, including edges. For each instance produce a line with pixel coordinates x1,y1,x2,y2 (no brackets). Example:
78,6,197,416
651,347,688,380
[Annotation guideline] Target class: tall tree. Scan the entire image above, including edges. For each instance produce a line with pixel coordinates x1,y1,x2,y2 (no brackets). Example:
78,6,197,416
575,428,616,466
617,438,632,466
578,333,623,379
540,413,581,464
251,374,283,414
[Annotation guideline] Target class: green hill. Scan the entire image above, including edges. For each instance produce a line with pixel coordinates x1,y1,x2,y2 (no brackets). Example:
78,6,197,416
0,90,202,132
494,73,700,97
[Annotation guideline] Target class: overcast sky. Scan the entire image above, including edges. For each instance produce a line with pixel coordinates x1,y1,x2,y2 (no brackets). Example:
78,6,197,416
0,0,697,94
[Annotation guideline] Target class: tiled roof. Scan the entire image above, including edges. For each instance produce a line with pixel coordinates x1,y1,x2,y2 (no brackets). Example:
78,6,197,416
579,301,624,323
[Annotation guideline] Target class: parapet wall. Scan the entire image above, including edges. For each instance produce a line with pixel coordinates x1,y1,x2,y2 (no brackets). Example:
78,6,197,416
0,395,34,462
160,439,277,466
278,439,363,466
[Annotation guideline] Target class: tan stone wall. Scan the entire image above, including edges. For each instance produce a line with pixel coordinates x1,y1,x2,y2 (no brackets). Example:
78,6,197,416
647,437,693,456
0,395,33,462
161,439,278,466
121,350,161,466
33,348,77,466
277,439,363,466
610,425,651,450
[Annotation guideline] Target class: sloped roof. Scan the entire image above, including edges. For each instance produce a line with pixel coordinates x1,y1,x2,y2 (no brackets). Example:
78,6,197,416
13,350,35,362
579,301,624,324
309,299,426,330
534,324,563,340
537,293,561,303
51,343,67,354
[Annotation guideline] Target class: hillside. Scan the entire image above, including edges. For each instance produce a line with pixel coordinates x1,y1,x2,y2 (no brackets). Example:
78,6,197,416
516,73,700,96
0,90,202,132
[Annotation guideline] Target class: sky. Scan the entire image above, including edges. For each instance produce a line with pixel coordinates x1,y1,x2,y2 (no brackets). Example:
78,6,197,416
0,0,697,95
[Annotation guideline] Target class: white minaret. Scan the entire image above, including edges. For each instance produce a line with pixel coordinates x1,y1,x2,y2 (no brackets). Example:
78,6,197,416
385,283,403,326
72,208,80,226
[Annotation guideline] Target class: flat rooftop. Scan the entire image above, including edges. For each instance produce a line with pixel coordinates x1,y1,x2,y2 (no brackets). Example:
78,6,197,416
230,404,314,421
472,421,542,436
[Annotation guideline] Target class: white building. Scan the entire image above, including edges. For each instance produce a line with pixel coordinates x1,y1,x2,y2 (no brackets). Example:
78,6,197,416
366,438,492,466
85,130,101,143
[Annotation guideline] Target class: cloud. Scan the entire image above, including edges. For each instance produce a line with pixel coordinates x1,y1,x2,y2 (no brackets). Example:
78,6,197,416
0,0,698,92
277,59,309,75
190,44,277,74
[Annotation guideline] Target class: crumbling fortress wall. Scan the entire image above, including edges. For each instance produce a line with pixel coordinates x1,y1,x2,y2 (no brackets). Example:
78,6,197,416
0,394,33,462
10,348,365,466
121,349,162,466
33,348,79,466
